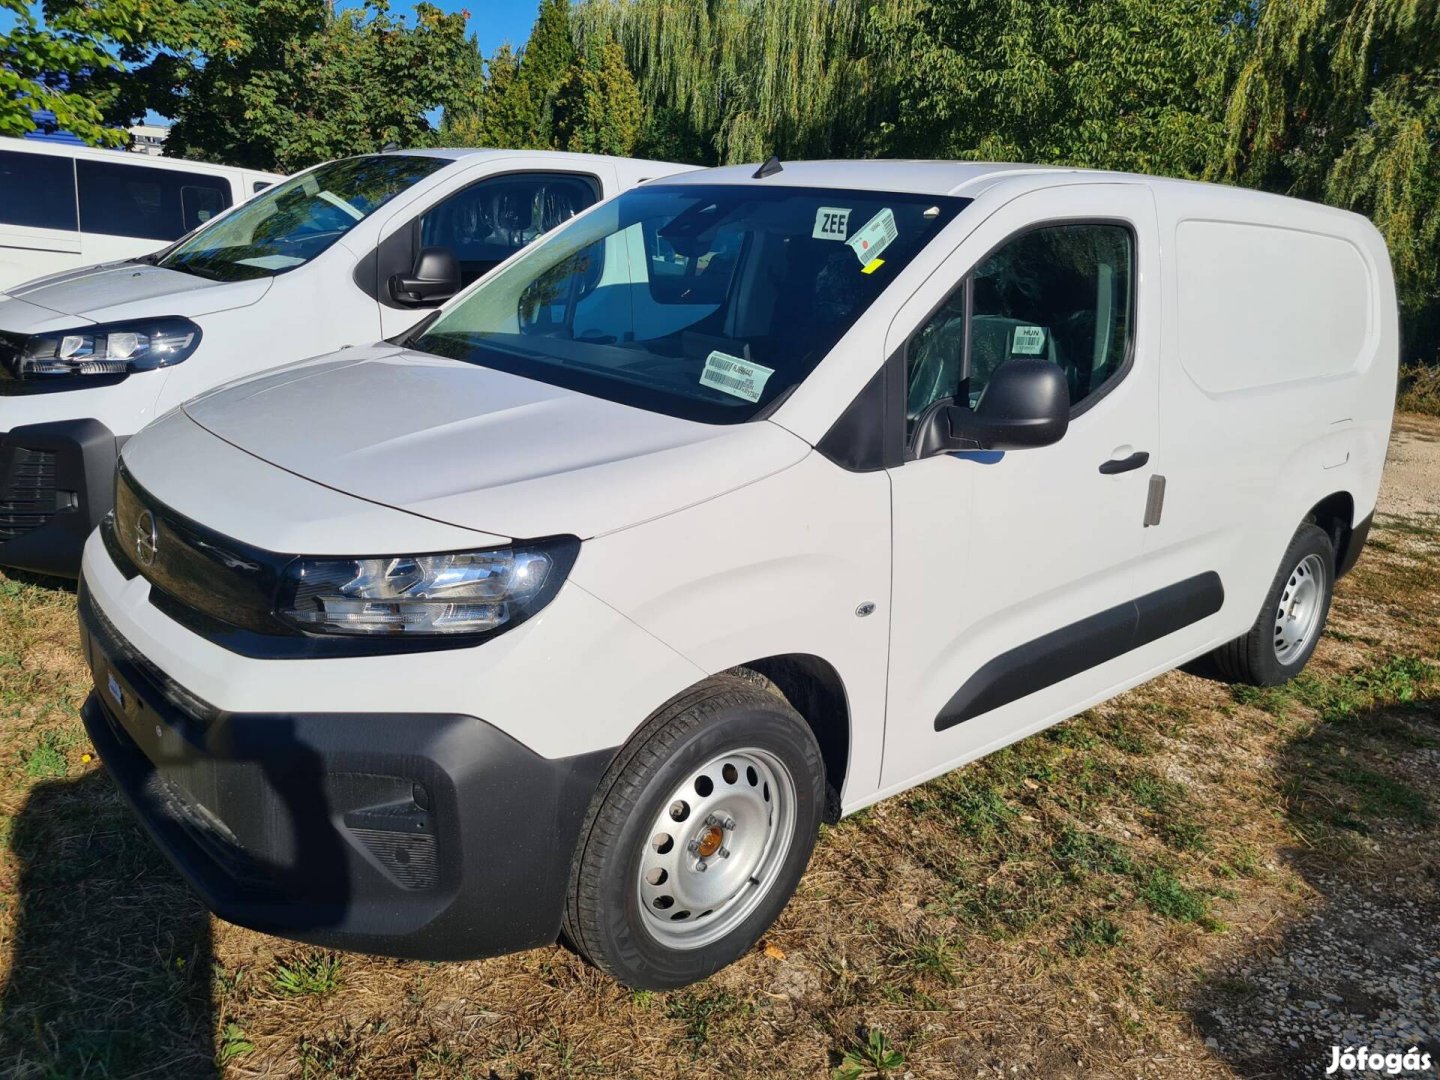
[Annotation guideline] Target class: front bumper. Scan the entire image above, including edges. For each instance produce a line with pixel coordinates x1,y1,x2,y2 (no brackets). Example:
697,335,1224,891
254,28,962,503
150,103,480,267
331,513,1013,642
78,582,615,960
0,418,119,577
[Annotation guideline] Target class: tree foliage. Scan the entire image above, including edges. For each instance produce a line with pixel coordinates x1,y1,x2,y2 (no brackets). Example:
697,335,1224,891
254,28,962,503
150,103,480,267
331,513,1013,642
552,41,643,155
1220,0,1440,353
1,0,130,144
46,0,473,171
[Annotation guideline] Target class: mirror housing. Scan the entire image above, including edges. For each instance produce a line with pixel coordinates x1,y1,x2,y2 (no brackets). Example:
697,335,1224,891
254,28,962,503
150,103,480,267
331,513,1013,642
915,359,1070,456
389,247,460,306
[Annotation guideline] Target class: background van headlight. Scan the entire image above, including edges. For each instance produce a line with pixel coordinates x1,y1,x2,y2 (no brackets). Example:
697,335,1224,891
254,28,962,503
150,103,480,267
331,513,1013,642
277,539,579,637
7,317,202,379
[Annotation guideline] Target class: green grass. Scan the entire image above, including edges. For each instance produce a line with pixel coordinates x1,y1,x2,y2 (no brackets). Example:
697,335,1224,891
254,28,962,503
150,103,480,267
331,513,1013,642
834,1029,905,1080
664,987,745,1050
1062,913,1124,955
1136,866,1213,925
888,929,960,984
271,953,345,997
21,732,67,779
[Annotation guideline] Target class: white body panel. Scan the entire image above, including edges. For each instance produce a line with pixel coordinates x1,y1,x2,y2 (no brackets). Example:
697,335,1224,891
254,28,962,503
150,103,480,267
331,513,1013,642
0,136,278,291
86,159,1398,820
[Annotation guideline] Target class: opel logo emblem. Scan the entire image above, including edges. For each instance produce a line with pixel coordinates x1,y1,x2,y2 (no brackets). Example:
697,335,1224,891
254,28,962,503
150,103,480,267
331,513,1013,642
133,510,159,568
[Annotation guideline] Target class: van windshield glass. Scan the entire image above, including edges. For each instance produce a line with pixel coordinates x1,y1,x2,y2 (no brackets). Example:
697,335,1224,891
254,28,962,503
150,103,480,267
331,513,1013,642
411,184,968,423
157,155,449,282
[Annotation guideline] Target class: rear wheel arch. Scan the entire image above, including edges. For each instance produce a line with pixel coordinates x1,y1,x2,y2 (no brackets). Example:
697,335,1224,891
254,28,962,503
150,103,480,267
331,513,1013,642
1306,491,1359,577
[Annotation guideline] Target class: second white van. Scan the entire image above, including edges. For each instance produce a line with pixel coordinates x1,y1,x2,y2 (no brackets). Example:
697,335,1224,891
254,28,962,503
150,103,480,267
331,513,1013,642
0,148,691,574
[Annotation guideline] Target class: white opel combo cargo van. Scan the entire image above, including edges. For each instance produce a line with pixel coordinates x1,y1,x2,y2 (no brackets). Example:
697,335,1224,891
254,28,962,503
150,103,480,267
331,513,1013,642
0,149,689,576
78,161,1397,989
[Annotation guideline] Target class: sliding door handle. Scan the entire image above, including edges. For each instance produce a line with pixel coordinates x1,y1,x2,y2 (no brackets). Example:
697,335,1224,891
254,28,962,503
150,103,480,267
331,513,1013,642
1099,450,1150,475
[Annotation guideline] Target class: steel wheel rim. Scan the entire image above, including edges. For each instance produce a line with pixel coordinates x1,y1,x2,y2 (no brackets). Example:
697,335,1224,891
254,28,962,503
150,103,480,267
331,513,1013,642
1273,552,1326,665
636,747,798,950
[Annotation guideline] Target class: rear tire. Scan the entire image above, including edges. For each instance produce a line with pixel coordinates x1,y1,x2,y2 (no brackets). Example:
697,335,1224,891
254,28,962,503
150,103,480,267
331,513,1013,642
1212,522,1335,686
562,676,825,989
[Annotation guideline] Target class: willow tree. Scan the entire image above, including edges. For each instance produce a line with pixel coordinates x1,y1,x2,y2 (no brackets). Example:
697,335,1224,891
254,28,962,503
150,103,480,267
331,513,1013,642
573,0,884,164
1220,0,1440,360
872,0,1246,177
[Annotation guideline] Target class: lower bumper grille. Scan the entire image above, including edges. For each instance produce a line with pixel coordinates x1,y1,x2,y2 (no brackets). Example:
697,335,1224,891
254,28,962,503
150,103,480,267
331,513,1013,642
0,446,59,543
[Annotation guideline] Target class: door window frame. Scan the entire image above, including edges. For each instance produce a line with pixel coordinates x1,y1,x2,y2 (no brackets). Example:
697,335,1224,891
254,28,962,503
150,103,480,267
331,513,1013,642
373,168,603,310
901,215,1140,458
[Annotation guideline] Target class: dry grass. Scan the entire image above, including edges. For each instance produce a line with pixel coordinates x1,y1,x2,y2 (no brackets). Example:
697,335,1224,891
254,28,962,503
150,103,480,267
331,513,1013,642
1398,364,1440,417
0,424,1437,1079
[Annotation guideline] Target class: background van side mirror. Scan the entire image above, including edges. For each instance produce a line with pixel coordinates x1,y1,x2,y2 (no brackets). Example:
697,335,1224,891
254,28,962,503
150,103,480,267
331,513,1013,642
915,358,1070,457
389,247,460,306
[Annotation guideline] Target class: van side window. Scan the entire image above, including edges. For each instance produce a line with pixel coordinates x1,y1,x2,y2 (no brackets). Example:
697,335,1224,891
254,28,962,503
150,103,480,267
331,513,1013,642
0,150,78,232
76,160,234,242
906,223,1133,430
419,173,599,288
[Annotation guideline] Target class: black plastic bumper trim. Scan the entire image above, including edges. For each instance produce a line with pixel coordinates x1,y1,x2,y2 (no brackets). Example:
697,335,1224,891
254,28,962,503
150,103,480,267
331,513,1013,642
78,581,616,960
935,571,1225,731
0,418,119,577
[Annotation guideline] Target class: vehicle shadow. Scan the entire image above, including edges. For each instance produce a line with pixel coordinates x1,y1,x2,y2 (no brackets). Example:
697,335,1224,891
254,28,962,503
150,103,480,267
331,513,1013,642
0,770,218,1078
1189,694,1440,1079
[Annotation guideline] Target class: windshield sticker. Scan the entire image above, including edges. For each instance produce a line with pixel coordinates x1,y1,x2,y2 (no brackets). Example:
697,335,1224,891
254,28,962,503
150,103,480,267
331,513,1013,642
1011,325,1047,355
700,350,775,403
317,190,364,221
861,257,885,275
813,207,852,242
847,208,898,265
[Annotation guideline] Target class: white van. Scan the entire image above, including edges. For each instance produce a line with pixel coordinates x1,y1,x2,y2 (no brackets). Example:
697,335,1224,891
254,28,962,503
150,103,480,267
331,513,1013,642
0,136,280,290
78,161,1396,990
0,148,691,574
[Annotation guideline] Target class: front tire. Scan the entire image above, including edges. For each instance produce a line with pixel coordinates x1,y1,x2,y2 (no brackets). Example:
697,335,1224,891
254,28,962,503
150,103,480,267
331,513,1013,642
1212,522,1335,686
562,676,825,989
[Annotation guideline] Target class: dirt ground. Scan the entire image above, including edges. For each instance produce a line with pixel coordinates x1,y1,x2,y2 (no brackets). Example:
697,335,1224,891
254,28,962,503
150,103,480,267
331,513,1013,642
0,418,1437,1080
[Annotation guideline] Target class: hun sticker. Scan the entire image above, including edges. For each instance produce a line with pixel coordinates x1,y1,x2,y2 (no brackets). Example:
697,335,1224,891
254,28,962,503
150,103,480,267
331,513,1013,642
700,351,776,404
1011,326,1047,356
846,208,898,265
813,207,852,241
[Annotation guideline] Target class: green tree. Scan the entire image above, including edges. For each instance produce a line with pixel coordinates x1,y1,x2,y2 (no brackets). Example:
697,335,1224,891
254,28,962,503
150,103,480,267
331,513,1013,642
553,40,643,155
1,0,129,145
517,0,575,143
1219,0,1440,360
872,0,1246,177
47,0,473,171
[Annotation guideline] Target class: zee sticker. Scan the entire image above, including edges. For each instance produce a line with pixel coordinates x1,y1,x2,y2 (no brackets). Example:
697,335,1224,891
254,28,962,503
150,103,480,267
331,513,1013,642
700,350,776,403
813,207,852,241
1011,326,1047,355
846,208,898,265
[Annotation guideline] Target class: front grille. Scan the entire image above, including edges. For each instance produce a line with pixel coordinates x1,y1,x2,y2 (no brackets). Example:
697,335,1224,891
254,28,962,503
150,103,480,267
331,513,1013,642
0,445,59,542
112,463,291,635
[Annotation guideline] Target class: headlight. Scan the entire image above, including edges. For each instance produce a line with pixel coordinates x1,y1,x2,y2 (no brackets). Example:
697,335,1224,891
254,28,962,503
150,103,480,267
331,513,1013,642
7,317,202,379
276,538,579,637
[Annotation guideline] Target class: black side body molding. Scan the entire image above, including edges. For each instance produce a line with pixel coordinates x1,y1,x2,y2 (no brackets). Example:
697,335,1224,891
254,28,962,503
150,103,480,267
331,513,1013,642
934,571,1224,732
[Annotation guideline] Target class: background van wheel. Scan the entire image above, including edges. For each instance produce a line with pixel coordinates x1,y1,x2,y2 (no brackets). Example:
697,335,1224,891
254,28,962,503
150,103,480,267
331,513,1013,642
1212,522,1336,687
562,675,825,990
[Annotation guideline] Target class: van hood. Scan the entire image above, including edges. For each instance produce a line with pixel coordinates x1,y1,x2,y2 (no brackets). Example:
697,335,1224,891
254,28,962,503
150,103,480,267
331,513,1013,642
0,261,272,330
182,348,811,540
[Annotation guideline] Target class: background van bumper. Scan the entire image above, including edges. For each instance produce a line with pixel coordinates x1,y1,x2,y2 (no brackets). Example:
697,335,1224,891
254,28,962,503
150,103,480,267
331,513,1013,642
0,418,119,577
78,582,615,961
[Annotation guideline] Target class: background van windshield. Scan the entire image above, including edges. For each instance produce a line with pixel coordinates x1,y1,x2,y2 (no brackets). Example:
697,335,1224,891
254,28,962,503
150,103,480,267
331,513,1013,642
413,184,967,423
158,155,449,282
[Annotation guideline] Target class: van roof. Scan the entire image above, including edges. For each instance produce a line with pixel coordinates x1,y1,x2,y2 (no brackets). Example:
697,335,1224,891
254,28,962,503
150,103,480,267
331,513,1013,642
644,159,1326,211
395,147,678,168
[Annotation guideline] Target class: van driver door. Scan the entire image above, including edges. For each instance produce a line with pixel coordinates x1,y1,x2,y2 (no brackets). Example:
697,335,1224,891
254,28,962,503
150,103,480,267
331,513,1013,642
881,183,1181,791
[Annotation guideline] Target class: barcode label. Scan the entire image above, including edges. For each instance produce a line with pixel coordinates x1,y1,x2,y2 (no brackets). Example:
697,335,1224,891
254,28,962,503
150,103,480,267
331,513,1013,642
700,350,776,403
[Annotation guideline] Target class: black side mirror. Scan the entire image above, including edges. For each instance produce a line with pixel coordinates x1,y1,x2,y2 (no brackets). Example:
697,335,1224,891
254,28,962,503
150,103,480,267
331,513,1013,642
915,359,1070,457
389,247,460,306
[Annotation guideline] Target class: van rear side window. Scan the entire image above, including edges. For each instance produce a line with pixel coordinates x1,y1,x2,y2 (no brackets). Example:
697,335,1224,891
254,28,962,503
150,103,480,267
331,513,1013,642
1176,220,1374,393
0,149,78,232
77,159,234,242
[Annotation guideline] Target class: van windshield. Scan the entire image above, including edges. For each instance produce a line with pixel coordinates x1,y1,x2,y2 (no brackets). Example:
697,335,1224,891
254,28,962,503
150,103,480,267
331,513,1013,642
156,155,449,282
411,184,968,423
